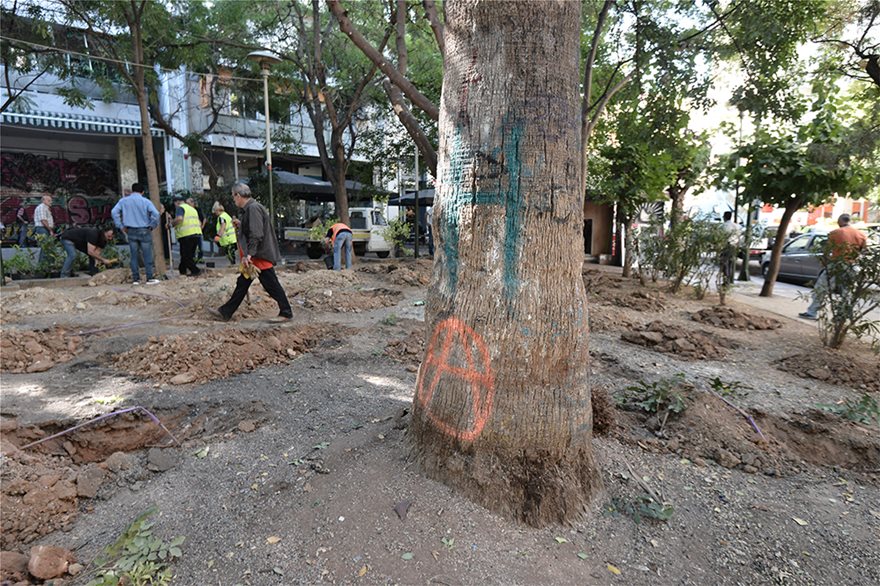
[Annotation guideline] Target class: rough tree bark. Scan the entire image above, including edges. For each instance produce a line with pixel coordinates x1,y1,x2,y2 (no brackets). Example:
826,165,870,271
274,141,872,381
760,198,801,297
411,0,601,527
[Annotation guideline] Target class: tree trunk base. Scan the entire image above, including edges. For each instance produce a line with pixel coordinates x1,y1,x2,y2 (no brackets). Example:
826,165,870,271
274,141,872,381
410,425,603,527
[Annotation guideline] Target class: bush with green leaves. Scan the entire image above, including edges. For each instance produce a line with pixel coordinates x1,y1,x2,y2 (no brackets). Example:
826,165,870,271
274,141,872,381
308,217,338,242
383,217,411,255
817,393,879,427
616,374,688,430
3,246,38,276
35,232,65,274
813,243,880,349
87,507,184,586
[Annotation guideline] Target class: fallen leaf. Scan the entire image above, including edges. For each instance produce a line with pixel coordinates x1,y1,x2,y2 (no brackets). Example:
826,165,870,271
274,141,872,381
273,566,284,576
357,565,368,577
577,552,588,560
401,552,414,560
250,483,258,491
393,500,412,521
607,564,621,575
193,446,209,459
266,536,281,544
554,536,568,544
792,517,808,526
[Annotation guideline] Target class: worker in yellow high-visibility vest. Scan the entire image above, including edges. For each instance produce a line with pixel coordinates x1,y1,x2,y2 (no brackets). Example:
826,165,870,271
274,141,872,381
212,201,238,264
169,194,202,276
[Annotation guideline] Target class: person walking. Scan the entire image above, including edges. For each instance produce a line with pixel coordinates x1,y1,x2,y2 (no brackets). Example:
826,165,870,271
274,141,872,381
425,205,435,257
187,197,207,263
212,201,237,264
325,221,353,270
720,211,741,286
799,213,868,320
15,203,29,246
112,183,161,285
59,226,117,277
208,181,292,322
169,194,202,277
33,195,54,239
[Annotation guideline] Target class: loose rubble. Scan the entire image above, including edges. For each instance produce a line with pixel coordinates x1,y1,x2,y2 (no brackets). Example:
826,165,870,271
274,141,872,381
691,306,783,330
621,320,736,359
0,328,82,373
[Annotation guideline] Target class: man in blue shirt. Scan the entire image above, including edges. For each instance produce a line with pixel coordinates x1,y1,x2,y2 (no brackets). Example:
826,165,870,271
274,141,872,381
112,182,161,285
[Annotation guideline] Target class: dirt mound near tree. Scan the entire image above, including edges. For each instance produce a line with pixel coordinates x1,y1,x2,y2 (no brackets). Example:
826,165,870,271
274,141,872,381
0,288,94,321
358,260,432,287
594,290,666,312
587,306,641,333
582,269,630,293
0,401,268,549
88,267,132,286
615,392,880,477
114,324,338,384
384,330,426,364
776,351,880,392
691,306,783,330
621,320,736,360
295,288,403,313
590,386,616,436
0,328,83,373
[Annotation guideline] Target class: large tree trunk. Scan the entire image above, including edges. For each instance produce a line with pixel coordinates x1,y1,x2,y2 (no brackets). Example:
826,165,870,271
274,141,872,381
412,0,601,527
668,183,685,230
759,199,799,297
332,141,350,226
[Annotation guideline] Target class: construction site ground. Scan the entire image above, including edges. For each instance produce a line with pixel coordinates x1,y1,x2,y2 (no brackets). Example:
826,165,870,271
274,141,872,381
1,257,878,585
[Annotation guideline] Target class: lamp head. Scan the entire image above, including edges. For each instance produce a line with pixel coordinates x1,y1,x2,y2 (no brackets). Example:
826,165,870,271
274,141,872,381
247,50,281,69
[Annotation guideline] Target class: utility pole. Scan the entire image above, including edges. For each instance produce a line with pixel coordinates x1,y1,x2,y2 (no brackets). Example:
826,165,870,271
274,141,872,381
414,146,420,259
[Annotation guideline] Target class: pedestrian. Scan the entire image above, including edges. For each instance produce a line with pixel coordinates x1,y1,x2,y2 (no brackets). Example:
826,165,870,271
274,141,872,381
325,221,353,270
212,201,237,264
15,203,29,246
111,182,161,285
720,211,741,286
187,197,207,263
425,205,435,257
59,226,117,277
208,181,292,322
33,195,54,239
169,194,202,277
799,213,868,320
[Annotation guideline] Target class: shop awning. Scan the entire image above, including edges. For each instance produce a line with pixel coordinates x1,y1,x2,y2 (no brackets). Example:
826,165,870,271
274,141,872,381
0,110,165,137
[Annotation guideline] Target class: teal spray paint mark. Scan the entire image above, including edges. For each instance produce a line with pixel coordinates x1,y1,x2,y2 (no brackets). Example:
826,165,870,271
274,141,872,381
442,117,526,300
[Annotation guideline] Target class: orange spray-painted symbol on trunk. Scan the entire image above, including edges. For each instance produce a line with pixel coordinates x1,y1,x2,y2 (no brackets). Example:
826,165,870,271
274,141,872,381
416,317,495,442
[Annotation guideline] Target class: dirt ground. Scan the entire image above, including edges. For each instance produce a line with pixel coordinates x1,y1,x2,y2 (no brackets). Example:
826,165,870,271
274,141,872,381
1,258,879,585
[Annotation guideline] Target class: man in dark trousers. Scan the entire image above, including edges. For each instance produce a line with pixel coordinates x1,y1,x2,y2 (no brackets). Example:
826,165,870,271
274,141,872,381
59,226,117,277
169,194,202,277
208,181,292,322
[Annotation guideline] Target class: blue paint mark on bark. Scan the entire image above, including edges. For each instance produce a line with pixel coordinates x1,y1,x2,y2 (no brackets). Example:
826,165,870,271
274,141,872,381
442,117,526,299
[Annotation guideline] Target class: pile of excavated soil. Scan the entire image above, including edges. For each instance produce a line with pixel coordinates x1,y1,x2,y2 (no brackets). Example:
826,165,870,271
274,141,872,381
113,324,335,384
587,306,641,333
615,392,880,477
0,328,82,373
0,288,90,321
776,351,880,393
358,260,432,287
384,330,425,364
295,288,403,313
593,290,666,312
582,269,630,293
691,306,783,330
621,320,736,360
88,267,132,286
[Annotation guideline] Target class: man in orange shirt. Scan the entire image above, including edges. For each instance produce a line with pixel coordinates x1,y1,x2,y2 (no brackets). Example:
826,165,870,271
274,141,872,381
799,214,867,320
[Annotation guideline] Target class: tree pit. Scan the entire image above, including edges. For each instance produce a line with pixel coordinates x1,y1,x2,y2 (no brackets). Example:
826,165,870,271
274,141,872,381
113,324,340,385
776,351,880,393
0,400,268,549
621,320,736,360
593,290,667,312
691,306,783,330
384,330,425,365
613,392,880,478
0,328,83,373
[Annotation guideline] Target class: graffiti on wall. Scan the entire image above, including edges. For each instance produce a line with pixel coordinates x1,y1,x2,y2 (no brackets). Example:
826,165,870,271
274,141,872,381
0,152,120,232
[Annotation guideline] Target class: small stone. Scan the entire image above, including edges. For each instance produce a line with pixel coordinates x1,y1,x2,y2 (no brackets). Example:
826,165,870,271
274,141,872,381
147,448,178,472
763,468,777,477
693,457,708,467
105,451,135,472
641,331,664,344
26,360,53,373
75,302,87,310
715,449,741,469
0,550,30,579
0,417,18,433
76,465,105,498
169,372,196,385
666,438,680,451
743,465,758,474
62,441,76,456
238,420,256,433
740,453,756,466
28,545,74,580
807,368,831,381
68,562,84,575
671,338,695,353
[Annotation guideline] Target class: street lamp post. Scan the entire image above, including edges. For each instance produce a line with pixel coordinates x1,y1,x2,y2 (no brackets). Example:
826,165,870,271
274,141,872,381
247,50,282,231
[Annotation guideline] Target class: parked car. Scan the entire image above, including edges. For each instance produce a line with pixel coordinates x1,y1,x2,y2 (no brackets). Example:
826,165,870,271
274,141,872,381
761,232,828,284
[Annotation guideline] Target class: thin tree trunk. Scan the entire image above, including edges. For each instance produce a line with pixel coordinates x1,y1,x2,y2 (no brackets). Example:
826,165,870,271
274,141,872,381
621,217,633,278
131,29,167,275
412,0,601,527
668,184,685,230
760,199,799,297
